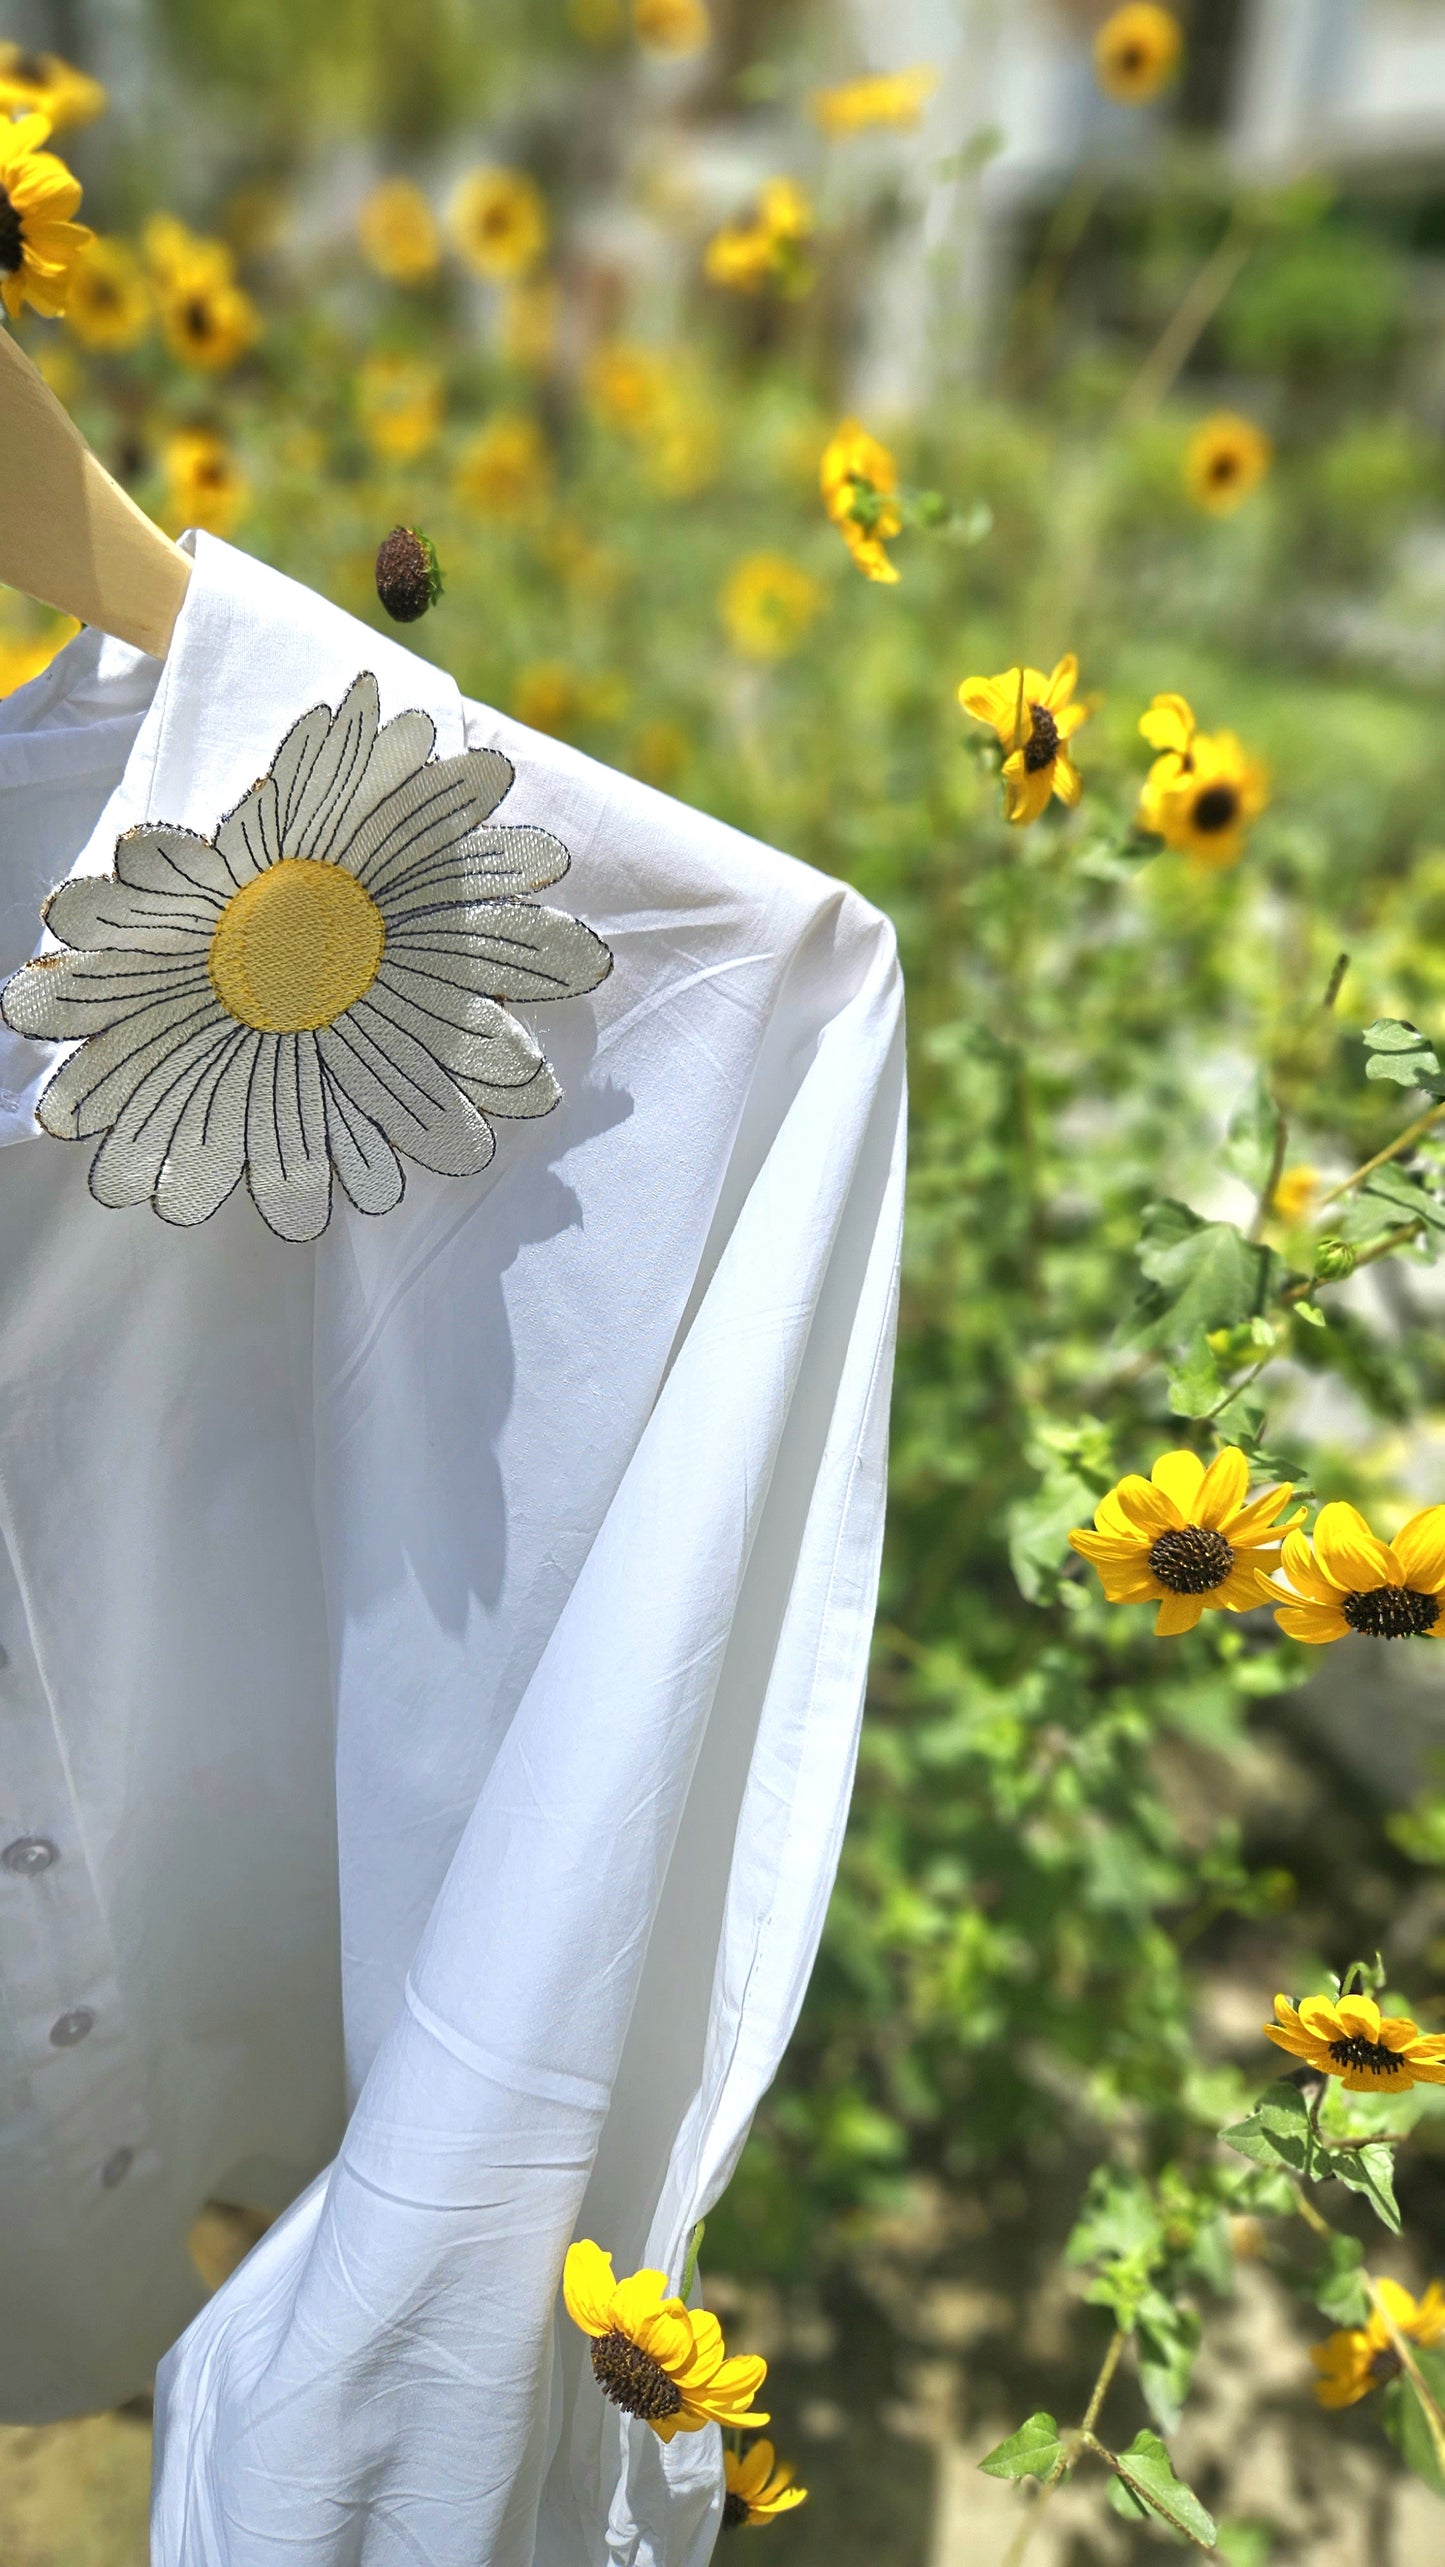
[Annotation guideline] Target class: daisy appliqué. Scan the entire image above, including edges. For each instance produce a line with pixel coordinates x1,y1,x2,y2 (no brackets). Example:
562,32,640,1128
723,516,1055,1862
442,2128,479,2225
1,672,613,1239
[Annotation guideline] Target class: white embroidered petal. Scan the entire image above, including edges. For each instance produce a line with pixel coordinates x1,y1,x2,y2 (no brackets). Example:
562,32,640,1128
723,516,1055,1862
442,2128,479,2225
363,978,553,1097
42,877,221,953
36,991,226,1139
315,708,438,864
318,1011,496,1178
153,1033,257,1226
450,821,572,895
246,1033,332,1242
344,753,490,897
113,826,241,904
88,1018,243,1209
382,903,613,1003
454,1056,561,1120
3,950,214,1042
214,774,283,888
320,1062,406,1216
285,673,380,859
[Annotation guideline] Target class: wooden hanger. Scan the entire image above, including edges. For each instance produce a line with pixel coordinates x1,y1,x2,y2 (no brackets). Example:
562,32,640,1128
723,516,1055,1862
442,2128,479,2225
0,326,190,659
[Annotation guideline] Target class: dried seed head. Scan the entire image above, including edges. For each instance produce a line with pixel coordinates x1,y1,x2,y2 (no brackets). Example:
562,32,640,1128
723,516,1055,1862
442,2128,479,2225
375,524,443,624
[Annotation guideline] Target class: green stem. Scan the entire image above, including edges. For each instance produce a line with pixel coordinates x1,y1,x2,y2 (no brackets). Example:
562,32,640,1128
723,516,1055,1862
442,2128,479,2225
998,2329,1127,2567
1116,217,1254,425
680,2220,705,2300
1312,1099,1445,1214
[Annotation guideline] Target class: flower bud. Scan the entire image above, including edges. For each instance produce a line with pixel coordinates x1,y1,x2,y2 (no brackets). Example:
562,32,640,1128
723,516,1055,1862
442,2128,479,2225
1313,1236,1357,1281
375,525,443,624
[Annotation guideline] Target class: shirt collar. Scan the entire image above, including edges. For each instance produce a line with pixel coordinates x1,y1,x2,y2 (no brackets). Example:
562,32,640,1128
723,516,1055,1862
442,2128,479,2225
0,531,468,1142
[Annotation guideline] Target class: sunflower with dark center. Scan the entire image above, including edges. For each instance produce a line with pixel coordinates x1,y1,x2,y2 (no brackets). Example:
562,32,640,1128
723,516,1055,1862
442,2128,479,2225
563,2241,770,2443
1312,2280,1445,2408
1138,700,1269,872
958,654,1088,825
1264,1499,1445,1645
1069,1446,1302,1637
1265,1991,1445,2093
0,44,106,131
1093,3,1182,101
0,112,93,321
722,2441,808,2529
1186,412,1273,515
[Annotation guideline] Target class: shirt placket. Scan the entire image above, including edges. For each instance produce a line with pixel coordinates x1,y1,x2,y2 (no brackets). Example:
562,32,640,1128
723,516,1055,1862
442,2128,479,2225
0,1527,156,2220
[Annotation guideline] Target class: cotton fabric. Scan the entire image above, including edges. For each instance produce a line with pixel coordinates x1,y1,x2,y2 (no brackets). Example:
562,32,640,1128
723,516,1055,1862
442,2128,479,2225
0,532,905,2565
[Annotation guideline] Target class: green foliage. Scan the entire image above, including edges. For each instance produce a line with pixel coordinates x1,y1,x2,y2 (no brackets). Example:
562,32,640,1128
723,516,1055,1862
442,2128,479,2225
1106,2429,1218,2549
978,2413,1063,2481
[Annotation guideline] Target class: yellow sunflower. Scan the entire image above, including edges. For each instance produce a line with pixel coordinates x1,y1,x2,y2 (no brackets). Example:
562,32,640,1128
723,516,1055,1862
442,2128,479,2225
721,555,822,661
0,44,106,132
454,411,552,518
1266,1501,1445,1645
1094,4,1183,103
1137,689,1195,796
450,167,548,281
158,239,260,372
63,234,150,350
1272,1165,1319,1223
357,353,443,464
163,429,247,538
1186,413,1273,516
357,178,440,285
819,419,903,584
585,341,672,436
723,2441,808,2529
0,112,92,320
704,180,814,297
958,655,1089,826
810,67,939,137
1312,2279,1445,2409
1141,728,1269,872
1069,1447,1302,1636
1265,1990,1445,2092
633,0,712,54
563,2241,769,2442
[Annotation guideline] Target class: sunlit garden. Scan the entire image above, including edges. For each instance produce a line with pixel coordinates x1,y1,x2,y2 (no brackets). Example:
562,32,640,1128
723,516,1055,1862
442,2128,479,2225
8,0,1445,2558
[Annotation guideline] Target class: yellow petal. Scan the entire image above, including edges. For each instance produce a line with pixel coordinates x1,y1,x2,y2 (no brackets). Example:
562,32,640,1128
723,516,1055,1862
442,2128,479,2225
1313,1502,1392,1594
1390,1506,1445,1595
1299,1994,1345,2039
1002,755,1053,826
610,2268,676,2337
736,2441,776,2498
1196,1446,1249,1529
1105,1476,1176,1536
1154,1591,1204,1636
1273,1603,1350,1643
1335,1994,1381,2041
635,2304,696,2373
1052,754,1083,809
958,675,1011,729
1043,652,1078,707
563,2240,617,2338
1150,1450,1206,1516
1139,693,1195,754
1055,701,1089,741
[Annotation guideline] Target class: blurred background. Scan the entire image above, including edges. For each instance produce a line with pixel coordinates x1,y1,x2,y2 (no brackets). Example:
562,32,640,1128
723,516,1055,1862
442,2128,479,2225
11,0,1445,2559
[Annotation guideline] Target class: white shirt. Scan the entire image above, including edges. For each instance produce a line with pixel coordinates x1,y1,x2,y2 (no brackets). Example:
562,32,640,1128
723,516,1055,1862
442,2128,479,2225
0,532,905,2566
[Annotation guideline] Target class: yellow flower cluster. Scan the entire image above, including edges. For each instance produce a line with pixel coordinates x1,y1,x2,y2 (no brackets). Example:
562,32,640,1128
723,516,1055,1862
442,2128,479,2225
1186,412,1273,515
1072,1462,1445,1653
721,554,822,661
705,179,814,297
357,167,548,290
144,215,261,371
1137,691,1269,870
632,0,712,56
585,342,719,496
454,411,552,518
819,419,903,583
0,608,79,697
0,43,105,131
357,353,444,465
810,65,939,138
163,430,248,539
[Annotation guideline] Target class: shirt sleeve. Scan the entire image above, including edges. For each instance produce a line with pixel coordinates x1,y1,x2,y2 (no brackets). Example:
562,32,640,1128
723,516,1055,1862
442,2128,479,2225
151,852,905,2567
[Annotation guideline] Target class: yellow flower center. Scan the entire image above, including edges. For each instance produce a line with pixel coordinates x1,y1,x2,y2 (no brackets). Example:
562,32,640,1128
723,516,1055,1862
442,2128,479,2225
0,186,24,276
209,859,385,1033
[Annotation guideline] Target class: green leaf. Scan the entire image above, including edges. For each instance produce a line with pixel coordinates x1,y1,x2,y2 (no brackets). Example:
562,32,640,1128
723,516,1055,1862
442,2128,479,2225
1222,1075,1283,1192
1328,2139,1401,2233
1216,2525,1275,2567
1006,1469,1102,1605
1363,1018,1445,1092
1382,2352,1445,2496
1129,1204,1284,1355
1111,2429,1218,2548
1221,2080,1320,2179
1310,2231,1369,2328
978,2412,1063,2481
1167,1333,1225,1419
1136,2293,1203,2433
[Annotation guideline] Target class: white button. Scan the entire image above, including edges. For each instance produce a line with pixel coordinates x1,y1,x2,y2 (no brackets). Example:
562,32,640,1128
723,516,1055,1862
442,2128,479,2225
2,1836,57,1876
100,2146,133,2189
50,2008,95,2048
